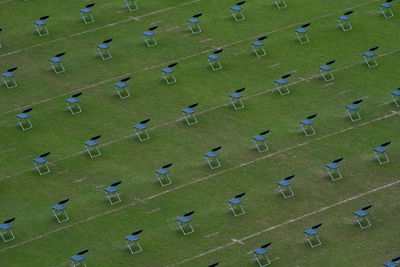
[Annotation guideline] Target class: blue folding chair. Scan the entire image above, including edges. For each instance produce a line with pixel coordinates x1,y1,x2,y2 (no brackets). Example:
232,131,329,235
228,192,246,216
34,15,50,36
295,23,311,44
229,88,245,110
182,103,199,125
50,52,66,74
0,218,15,243
391,88,400,107
252,130,270,153
300,114,317,137
143,26,158,47
207,49,223,71
205,146,222,170
274,73,291,95
353,204,372,229
114,77,131,99
2,67,18,89
384,256,400,267
380,0,394,18
251,36,267,57
186,13,202,34
177,211,195,235
209,262,219,267
0,28,2,48
134,118,150,141
325,157,343,181
80,3,95,24
16,107,33,131
154,163,173,186
70,249,88,267
161,62,177,84
252,242,271,266
320,60,335,81
85,135,101,158
231,1,246,22
303,223,322,248
272,0,287,9
52,199,70,223
345,99,363,122
277,174,294,198
125,229,143,255
66,93,82,115
362,46,379,68
374,141,391,165
124,0,139,12
34,152,51,175
96,38,112,60
337,11,353,31
104,181,122,205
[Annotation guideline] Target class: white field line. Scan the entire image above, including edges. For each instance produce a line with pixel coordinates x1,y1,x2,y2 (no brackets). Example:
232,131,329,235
0,0,382,116
0,0,12,4
0,111,398,253
0,0,202,58
168,180,400,266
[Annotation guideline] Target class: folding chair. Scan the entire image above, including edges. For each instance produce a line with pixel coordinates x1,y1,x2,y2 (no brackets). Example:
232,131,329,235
142,26,158,47
182,103,199,125
231,1,246,22
0,28,2,48
207,49,223,71
353,204,372,229
228,192,246,216
52,199,70,223
345,99,363,122
252,242,271,267
303,223,322,248
325,157,343,181
125,229,143,255
374,141,391,165
380,0,394,18
177,211,195,235
34,15,50,36
391,88,400,107
205,146,222,170
114,77,131,99
96,38,112,60
50,52,66,74
124,0,139,12
16,107,33,131
384,256,400,267
80,3,95,24
85,135,101,158
161,62,177,84
295,23,311,44
34,152,51,175
134,118,150,141
229,88,245,110
65,93,82,115
272,0,287,9
0,218,15,243
186,13,202,34
274,73,291,95
209,262,219,267
70,249,89,267
277,174,294,198
251,36,267,57
154,163,173,186
300,114,317,137
337,11,353,31
2,67,18,89
362,46,379,68
320,60,335,81
104,181,122,205
252,130,270,153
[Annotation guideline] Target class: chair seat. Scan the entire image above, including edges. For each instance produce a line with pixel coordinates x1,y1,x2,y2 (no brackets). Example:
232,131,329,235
97,44,109,49
274,79,287,84
50,57,62,63
391,90,400,96
85,140,98,147
251,41,264,47
253,248,267,255
104,186,118,193
80,8,92,13
253,135,266,142
304,229,318,235
326,163,339,169
125,235,139,242
162,68,174,73
187,18,199,23
155,168,169,175
320,65,331,71
142,31,154,36
300,119,313,125
346,104,359,110
0,223,11,230
296,28,308,33
354,210,368,217
70,255,85,262
115,82,127,88
182,108,195,114
338,16,350,21
229,93,242,99
228,198,242,205
205,151,218,158
66,98,79,104
363,52,375,57
2,72,15,78
380,3,392,8
34,21,47,25
16,113,29,119
134,124,147,130
278,180,291,186
52,204,66,211
231,6,243,11
374,146,387,153
177,216,191,223
34,157,47,164
384,261,398,267
208,54,220,60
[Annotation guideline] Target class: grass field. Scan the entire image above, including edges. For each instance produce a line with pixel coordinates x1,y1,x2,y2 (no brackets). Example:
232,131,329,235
0,0,399,266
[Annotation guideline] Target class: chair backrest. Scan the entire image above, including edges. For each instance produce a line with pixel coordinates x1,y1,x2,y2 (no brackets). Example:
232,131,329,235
22,107,32,113
381,141,391,147
72,92,82,98
344,10,353,16
211,146,222,152
236,1,246,5
260,242,271,248
58,198,69,205
235,192,246,198
121,77,131,83
259,130,270,136
312,223,322,229
213,49,223,54
168,62,178,68
386,0,393,2
55,52,65,58
193,13,202,18
40,15,50,20
392,256,400,262
162,163,173,169
258,35,267,41
326,60,336,65
208,262,219,267
302,22,311,28
284,174,295,181
77,249,89,255
85,3,95,8
369,46,379,51
103,39,112,44
140,118,151,124
332,157,343,163
235,87,245,93
148,26,158,31
352,99,363,105
281,73,291,79
90,135,101,141
184,210,195,217
0,28,2,32
40,152,51,158
7,67,18,72
132,229,143,236
111,181,122,187
307,114,317,120
3,217,15,224
188,103,199,109
361,204,372,211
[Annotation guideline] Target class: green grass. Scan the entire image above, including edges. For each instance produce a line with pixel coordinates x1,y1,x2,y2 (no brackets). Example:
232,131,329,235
0,0,399,266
